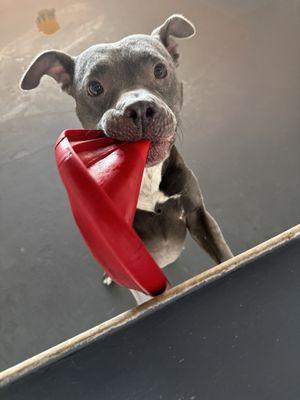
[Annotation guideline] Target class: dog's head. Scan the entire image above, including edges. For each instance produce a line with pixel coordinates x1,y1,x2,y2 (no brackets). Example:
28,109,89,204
21,14,195,166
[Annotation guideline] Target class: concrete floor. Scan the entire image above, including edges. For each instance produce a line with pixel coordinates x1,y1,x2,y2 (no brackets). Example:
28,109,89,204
0,0,299,371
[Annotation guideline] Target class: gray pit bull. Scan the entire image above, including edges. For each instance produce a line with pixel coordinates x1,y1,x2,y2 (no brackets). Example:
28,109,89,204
21,14,233,304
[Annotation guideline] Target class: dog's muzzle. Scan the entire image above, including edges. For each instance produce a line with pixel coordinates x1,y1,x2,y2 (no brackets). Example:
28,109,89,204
100,89,177,166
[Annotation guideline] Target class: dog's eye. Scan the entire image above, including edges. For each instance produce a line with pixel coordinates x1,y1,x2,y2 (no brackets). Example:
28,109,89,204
154,63,167,79
87,80,104,97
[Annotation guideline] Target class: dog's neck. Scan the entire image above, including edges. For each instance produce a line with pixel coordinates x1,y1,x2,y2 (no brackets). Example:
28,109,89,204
137,156,169,212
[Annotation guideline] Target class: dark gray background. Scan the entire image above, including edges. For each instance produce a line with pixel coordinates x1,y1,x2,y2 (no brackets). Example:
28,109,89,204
0,0,299,370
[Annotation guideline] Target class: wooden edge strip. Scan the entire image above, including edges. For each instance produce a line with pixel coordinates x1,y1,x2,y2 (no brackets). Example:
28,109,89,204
1,224,299,387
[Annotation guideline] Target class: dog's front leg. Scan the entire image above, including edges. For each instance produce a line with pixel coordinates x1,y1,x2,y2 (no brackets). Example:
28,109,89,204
163,146,233,264
186,206,233,263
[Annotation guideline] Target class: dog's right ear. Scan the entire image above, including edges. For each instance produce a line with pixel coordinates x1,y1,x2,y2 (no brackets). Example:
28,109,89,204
20,50,74,94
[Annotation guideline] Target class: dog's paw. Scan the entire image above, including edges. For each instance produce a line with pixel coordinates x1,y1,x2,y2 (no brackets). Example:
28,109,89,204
102,273,114,287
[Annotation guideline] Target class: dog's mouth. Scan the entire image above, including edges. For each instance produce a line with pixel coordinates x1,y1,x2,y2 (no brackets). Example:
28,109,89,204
100,106,177,166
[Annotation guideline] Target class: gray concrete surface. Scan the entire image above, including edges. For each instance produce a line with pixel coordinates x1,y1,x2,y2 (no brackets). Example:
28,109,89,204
0,0,299,370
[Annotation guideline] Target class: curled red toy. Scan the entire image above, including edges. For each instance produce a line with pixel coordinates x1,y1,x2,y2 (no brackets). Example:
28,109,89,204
55,129,168,296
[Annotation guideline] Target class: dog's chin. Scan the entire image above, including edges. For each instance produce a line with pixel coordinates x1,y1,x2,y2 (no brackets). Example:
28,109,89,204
146,136,175,166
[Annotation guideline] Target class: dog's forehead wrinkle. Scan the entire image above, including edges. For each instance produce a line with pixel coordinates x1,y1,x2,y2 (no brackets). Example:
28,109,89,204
75,45,115,79
75,34,171,77
119,36,173,66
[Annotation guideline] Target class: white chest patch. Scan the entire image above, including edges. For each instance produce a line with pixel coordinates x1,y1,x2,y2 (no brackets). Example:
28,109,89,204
137,161,170,212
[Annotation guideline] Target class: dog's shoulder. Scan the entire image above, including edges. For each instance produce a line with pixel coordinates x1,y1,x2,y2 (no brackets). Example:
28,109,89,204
160,145,193,195
137,145,182,212
137,145,202,213
160,145,204,212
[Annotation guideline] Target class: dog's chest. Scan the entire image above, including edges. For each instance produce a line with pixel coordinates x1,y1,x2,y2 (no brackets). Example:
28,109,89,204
137,161,169,212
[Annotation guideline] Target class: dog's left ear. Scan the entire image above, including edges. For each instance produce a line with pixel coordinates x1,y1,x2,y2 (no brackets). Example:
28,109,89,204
151,14,195,65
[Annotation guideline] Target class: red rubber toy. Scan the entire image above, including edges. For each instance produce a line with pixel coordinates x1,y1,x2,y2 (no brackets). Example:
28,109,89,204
55,129,168,295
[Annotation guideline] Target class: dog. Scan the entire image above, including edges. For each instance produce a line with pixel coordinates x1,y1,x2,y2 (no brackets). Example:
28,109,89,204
21,14,233,304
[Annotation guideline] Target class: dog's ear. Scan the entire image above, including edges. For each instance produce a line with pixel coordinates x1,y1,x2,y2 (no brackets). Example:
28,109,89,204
20,50,74,94
151,14,195,65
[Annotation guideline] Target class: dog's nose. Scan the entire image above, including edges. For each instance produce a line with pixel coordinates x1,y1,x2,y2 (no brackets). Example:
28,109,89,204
124,101,156,130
